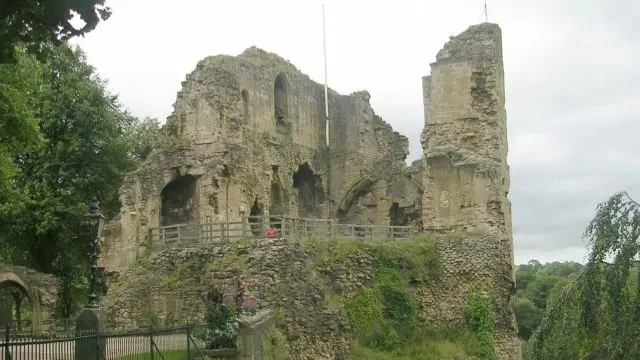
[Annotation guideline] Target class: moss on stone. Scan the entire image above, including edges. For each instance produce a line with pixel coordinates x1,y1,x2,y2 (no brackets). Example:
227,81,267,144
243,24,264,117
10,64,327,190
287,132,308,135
299,234,497,358
300,234,441,281
262,327,291,360
164,259,203,290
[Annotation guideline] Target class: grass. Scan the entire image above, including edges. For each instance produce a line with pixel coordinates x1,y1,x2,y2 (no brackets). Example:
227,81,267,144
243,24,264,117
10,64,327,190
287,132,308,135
112,349,190,360
349,340,470,360
348,328,484,360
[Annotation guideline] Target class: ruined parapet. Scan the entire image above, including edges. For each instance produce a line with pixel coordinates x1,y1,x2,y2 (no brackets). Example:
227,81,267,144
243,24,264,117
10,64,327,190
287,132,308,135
420,23,520,359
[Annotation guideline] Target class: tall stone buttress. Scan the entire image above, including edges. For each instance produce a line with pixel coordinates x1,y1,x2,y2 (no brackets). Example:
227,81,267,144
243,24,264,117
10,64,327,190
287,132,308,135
420,23,521,359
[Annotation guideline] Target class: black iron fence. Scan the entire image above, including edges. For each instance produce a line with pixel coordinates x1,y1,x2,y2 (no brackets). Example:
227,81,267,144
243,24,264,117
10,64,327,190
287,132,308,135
1,323,207,360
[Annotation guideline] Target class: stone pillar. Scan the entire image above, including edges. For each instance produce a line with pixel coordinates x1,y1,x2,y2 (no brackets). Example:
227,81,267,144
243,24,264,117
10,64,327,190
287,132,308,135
420,23,520,360
74,307,106,360
236,310,275,360
0,305,10,330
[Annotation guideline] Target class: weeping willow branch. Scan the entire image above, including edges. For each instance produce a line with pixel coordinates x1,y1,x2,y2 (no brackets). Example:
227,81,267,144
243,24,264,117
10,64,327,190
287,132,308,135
527,191,640,360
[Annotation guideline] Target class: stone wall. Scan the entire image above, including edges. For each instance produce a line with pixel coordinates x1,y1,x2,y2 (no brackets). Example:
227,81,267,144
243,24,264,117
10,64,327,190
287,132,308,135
101,239,352,360
99,47,419,277
421,23,520,359
236,310,275,360
0,265,58,334
102,234,515,359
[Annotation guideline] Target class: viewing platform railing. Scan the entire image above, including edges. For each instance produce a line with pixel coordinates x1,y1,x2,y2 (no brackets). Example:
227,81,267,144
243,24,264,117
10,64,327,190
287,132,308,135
148,216,417,248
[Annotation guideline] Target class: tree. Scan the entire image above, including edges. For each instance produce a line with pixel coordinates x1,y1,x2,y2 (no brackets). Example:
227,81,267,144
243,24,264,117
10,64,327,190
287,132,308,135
0,46,43,198
512,260,583,341
128,116,161,163
0,43,155,317
527,191,640,360
511,296,542,340
0,0,111,63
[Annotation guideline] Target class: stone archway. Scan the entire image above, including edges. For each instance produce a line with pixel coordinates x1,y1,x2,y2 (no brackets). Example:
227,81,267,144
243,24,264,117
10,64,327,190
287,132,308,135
0,266,58,334
0,274,30,332
335,176,379,224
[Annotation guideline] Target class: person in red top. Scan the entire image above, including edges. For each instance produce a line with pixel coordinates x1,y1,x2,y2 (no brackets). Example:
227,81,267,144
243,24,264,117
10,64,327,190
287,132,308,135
265,226,277,238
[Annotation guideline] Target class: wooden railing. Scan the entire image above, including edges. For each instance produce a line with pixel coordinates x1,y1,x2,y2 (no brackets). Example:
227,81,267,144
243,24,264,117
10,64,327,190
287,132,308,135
148,216,417,248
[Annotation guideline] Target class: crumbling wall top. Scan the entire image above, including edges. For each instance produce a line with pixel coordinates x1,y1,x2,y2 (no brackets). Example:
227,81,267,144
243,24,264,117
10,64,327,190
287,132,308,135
435,23,502,64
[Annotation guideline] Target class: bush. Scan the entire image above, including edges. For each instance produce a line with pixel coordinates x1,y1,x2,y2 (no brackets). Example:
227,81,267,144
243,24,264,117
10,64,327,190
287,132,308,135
344,251,420,351
464,293,497,360
262,327,290,360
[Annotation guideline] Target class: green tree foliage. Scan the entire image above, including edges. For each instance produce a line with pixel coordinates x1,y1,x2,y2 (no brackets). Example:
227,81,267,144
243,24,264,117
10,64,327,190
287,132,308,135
128,117,161,163
0,47,43,206
0,0,111,63
527,191,640,360
511,260,583,341
0,43,159,318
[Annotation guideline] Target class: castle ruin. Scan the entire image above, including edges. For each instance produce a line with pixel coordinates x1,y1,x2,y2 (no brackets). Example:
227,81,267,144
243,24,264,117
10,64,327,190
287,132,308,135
99,22,520,359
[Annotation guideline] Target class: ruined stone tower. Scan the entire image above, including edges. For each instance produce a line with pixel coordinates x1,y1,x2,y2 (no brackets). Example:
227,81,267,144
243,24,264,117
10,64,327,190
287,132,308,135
420,23,520,359
421,23,511,236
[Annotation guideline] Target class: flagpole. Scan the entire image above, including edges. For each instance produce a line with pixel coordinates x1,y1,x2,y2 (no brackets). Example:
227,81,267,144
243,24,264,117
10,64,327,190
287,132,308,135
322,3,332,220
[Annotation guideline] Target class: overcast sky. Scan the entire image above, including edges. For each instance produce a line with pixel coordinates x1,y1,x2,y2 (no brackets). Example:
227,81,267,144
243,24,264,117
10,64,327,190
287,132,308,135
71,0,640,265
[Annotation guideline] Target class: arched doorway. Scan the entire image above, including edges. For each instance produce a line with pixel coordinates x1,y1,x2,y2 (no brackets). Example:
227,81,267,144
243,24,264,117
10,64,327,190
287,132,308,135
389,202,408,226
292,163,325,218
160,175,198,226
0,279,32,333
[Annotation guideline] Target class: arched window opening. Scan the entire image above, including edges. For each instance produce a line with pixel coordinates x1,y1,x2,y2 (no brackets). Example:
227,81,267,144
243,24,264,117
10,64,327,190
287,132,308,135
160,175,198,226
274,73,289,133
248,198,263,236
293,163,325,218
241,89,250,121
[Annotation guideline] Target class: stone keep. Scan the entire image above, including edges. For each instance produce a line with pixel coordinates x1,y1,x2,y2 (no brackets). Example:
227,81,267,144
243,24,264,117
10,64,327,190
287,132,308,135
99,47,422,275
420,23,520,359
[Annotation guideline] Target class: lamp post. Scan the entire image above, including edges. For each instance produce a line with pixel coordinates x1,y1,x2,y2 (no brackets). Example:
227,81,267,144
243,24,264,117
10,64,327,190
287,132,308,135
75,197,107,360
83,198,105,308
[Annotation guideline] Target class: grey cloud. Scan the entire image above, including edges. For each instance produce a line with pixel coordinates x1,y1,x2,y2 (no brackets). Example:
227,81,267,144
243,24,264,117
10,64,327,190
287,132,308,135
502,0,640,262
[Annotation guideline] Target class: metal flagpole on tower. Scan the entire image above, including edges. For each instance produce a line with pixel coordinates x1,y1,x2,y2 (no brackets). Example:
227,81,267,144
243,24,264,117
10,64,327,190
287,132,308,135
483,0,489,22
322,3,332,220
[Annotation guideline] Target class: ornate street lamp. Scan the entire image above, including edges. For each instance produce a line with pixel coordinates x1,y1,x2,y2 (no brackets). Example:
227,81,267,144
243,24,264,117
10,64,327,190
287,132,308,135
75,197,107,360
83,197,105,308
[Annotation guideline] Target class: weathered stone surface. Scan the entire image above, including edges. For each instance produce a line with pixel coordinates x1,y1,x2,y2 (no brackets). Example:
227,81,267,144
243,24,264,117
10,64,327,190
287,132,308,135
101,234,512,359
100,46,420,276
0,265,58,333
237,309,275,360
420,23,520,359
101,239,353,360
